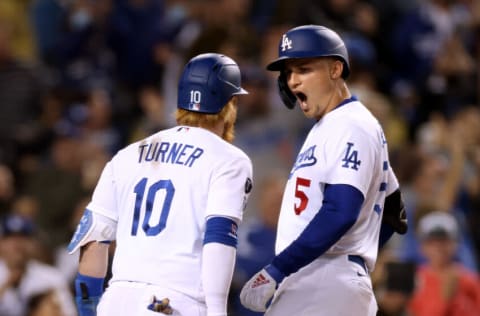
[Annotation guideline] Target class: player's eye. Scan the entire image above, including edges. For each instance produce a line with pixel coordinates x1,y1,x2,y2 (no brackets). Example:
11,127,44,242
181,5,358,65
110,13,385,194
297,66,311,74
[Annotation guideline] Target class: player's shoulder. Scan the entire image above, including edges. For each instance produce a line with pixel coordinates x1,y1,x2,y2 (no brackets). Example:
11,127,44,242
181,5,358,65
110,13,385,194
318,101,381,147
214,137,252,167
332,101,380,132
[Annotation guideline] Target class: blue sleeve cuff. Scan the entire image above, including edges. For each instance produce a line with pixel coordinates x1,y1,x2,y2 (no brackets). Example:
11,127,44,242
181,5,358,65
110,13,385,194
265,264,285,284
204,216,238,248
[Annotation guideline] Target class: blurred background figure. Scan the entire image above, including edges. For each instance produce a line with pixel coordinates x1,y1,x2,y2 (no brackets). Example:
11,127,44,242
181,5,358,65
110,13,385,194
407,211,480,316
0,164,15,216
0,213,76,316
27,289,64,316
376,261,416,316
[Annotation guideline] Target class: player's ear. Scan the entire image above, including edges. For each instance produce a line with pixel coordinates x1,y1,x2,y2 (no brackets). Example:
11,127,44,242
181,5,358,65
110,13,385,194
330,60,343,80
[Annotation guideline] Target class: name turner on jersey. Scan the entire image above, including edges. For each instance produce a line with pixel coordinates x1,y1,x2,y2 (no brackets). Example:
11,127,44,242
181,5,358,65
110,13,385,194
138,140,204,167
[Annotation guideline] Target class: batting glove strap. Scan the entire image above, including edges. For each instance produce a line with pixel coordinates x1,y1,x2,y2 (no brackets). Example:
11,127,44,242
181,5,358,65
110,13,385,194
264,264,285,284
240,268,278,312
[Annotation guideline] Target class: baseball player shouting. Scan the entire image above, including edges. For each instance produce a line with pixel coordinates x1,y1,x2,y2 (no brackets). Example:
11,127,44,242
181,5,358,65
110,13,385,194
240,25,408,315
67,53,253,316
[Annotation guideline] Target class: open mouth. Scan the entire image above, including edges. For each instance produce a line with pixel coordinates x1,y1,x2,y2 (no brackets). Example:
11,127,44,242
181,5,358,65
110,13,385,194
295,92,307,103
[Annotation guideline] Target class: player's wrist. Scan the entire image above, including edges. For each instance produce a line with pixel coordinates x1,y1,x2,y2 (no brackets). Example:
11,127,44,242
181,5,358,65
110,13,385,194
265,264,285,284
75,273,104,316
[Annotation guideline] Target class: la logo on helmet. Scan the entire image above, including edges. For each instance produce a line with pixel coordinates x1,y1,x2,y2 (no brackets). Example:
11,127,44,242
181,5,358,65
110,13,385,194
281,34,292,51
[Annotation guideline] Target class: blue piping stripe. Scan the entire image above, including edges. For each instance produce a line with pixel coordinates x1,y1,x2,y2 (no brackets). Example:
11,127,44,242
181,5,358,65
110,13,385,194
379,182,387,191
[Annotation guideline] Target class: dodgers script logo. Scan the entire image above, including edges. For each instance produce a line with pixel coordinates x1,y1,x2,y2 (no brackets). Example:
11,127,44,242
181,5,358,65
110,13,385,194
289,145,317,178
281,34,292,51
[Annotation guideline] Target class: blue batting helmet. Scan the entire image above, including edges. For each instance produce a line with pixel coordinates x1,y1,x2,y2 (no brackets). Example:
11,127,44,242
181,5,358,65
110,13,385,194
267,25,350,79
177,53,248,114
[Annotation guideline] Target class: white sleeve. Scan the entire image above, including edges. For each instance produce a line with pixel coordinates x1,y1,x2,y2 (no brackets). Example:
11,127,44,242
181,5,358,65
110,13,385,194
201,243,236,316
206,155,253,220
386,164,400,196
320,125,376,196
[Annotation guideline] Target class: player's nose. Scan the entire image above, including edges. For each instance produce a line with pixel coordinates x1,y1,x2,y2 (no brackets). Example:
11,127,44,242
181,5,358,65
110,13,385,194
288,72,300,89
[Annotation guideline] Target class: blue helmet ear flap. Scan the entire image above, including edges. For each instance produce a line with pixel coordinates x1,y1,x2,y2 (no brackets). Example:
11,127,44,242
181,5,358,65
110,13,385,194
278,73,297,109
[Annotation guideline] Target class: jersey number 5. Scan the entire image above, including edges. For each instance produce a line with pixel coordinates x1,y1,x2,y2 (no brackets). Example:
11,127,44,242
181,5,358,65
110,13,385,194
294,177,311,215
131,178,175,236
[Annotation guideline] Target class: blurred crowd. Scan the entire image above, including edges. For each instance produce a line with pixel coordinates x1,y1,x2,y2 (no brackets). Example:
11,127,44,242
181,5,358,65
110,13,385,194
0,0,479,315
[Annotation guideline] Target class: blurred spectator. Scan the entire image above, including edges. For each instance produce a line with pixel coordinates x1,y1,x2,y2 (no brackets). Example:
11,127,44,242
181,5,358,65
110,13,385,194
78,87,123,155
293,0,359,33
21,133,85,249
107,0,165,90
32,0,115,92
0,0,37,61
0,18,46,167
27,289,64,316
389,0,477,137
0,213,76,316
0,164,15,216
128,85,171,142
30,0,66,63
376,261,416,316
407,211,480,316
395,111,478,272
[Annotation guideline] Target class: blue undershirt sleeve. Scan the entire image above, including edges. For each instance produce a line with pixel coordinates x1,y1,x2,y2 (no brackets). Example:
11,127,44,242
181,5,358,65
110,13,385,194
271,183,364,277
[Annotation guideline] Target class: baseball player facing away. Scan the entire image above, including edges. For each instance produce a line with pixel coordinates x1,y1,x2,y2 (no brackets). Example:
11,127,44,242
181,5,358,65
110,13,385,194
240,25,408,316
67,53,253,316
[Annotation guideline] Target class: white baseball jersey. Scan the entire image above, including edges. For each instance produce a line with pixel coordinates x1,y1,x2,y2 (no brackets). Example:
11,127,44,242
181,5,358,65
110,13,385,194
86,126,252,300
275,100,398,271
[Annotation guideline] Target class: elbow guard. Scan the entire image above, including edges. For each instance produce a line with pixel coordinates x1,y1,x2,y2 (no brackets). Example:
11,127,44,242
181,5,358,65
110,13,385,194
68,209,117,254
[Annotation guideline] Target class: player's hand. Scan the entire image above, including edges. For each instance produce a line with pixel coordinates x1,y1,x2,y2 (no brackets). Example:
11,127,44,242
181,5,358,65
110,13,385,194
240,265,284,312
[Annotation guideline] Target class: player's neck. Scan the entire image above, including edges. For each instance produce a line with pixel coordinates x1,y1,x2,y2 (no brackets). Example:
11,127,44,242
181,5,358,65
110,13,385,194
203,121,224,138
317,82,351,120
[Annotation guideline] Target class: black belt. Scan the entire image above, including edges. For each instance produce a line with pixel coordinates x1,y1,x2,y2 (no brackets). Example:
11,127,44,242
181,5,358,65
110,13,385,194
348,255,367,273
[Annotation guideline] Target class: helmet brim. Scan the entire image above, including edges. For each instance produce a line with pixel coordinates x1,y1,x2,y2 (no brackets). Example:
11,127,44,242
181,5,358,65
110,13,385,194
266,57,289,71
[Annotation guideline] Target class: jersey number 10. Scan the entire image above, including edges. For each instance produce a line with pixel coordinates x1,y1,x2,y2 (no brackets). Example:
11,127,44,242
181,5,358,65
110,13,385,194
131,178,175,236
